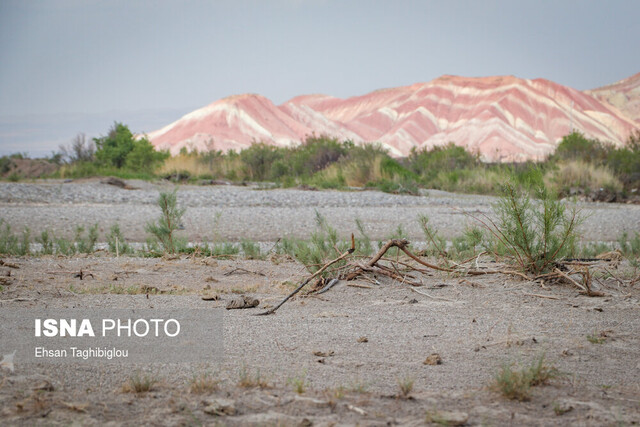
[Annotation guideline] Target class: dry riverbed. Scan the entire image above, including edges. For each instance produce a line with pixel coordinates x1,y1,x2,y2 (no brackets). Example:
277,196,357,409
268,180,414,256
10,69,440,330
0,180,639,426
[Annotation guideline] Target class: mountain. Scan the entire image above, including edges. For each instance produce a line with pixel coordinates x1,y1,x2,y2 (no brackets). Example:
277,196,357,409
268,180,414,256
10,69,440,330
147,74,639,162
586,72,640,124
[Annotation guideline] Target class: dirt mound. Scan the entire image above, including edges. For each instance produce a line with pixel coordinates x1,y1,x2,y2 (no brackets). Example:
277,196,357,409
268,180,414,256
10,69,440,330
1,158,59,179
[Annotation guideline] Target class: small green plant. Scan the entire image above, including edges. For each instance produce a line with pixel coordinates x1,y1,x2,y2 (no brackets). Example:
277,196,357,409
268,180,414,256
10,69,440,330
211,242,240,257
618,231,640,258
241,239,263,259
287,371,308,394
347,378,369,394
36,230,54,255
55,236,76,255
107,223,133,255
74,223,99,254
492,354,560,401
279,211,354,275
123,371,158,393
397,376,415,399
587,331,607,344
145,189,186,254
188,370,221,394
237,363,270,389
418,214,447,258
0,220,31,256
479,183,582,274
553,401,572,416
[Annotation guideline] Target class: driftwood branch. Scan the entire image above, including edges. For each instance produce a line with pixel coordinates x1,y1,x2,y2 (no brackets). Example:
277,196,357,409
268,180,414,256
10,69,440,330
258,235,355,315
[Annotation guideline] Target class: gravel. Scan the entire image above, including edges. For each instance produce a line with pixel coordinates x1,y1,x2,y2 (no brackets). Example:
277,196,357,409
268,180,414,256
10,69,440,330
1,179,639,243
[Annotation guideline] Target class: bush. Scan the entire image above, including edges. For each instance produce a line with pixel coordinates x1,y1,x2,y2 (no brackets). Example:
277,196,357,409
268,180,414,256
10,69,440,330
408,142,480,183
492,354,560,401
94,122,168,171
107,223,133,255
0,220,30,255
552,131,610,164
145,190,186,254
482,183,582,274
545,160,622,195
239,142,284,181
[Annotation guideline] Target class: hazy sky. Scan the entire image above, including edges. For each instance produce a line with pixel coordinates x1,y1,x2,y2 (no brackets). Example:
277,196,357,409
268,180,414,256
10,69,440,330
1,0,639,155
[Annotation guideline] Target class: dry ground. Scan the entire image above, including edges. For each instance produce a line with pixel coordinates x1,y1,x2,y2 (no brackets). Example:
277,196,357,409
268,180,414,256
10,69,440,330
1,253,639,426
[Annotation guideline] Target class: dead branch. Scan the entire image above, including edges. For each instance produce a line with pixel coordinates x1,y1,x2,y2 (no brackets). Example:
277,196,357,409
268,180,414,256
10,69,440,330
522,292,560,300
258,235,355,315
347,283,373,289
223,267,266,277
410,287,455,302
0,260,19,269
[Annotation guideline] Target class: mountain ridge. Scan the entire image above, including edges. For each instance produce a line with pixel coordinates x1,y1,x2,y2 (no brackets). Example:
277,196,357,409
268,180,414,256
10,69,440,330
146,73,639,162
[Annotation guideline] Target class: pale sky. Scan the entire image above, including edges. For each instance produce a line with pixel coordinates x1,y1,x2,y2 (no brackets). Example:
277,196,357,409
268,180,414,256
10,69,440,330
1,0,639,155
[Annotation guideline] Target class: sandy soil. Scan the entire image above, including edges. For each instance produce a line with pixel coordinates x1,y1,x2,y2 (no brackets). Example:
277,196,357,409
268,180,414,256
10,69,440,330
1,181,639,426
0,253,639,426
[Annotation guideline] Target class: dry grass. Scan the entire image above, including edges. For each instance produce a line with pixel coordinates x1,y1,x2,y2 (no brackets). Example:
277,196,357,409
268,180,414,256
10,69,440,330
188,371,221,394
397,376,415,399
237,364,270,389
545,160,622,193
492,354,560,401
315,151,386,187
122,371,158,394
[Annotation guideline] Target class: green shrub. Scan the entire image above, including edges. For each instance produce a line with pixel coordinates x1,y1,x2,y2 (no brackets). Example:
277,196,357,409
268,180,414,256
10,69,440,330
408,142,480,183
484,183,582,274
239,142,284,181
493,354,560,401
241,239,263,259
0,220,30,255
93,122,167,171
145,189,186,254
36,230,55,255
107,223,133,255
74,224,99,254
552,131,609,164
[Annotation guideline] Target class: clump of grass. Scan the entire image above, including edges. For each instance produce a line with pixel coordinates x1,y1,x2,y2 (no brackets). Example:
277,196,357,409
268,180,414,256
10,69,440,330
618,231,640,258
237,364,270,389
545,160,622,195
145,189,186,254
241,239,263,259
188,371,221,394
287,370,308,394
107,223,133,255
279,211,362,275
347,378,369,394
418,214,447,258
74,223,99,254
397,376,415,399
36,230,54,255
587,331,607,344
123,371,158,393
0,219,30,256
492,354,560,401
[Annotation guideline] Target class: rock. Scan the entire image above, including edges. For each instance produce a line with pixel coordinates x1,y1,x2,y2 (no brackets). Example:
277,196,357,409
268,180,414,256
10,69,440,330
423,353,442,365
226,295,260,309
553,399,574,415
426,410,468,426
202,398,236,416
100,177,136,190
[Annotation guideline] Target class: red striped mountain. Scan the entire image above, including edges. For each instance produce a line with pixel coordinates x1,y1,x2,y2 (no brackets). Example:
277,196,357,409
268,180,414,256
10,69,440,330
147,74,638,162
586,72,640,124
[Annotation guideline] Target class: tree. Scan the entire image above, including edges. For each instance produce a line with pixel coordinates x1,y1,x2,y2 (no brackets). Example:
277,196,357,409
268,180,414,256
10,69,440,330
59,133,95,164
93,122,167,170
